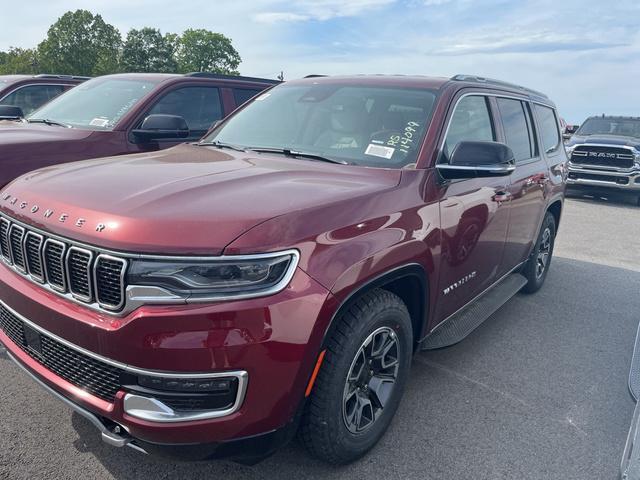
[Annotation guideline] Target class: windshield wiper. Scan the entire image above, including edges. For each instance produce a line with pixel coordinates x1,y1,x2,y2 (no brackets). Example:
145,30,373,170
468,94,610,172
198,141,247,152
28,118,71,128
249,147,348,165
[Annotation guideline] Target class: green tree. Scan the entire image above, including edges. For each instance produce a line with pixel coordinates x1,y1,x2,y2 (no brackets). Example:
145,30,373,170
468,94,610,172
37,9,121,76
0,47,39,74
121,28,178,73
177,29,241,74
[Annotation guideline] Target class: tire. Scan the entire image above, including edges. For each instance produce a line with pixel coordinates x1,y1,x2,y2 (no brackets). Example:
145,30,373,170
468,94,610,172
521,211,556,294
299,289,413,464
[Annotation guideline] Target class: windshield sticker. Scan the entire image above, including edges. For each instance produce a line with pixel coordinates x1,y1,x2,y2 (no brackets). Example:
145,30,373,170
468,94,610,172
89,118,110,127
365,144,395,159
255,93,271,101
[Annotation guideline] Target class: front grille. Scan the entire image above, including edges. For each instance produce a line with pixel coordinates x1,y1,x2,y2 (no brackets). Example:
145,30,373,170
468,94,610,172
0,213,127,311
0,304,123,401
571,145,636,169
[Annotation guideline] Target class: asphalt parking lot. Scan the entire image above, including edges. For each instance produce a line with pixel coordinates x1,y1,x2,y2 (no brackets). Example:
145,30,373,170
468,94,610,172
1,195,640,480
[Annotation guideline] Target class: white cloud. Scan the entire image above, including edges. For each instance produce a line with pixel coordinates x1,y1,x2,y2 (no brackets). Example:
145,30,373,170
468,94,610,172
253,0,395,23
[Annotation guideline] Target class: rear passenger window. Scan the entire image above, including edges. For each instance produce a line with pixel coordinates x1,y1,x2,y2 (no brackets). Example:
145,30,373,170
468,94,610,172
233,88,263,106
147,86,223,137
497,98,535,162
535,104,561,153
443,95,494,160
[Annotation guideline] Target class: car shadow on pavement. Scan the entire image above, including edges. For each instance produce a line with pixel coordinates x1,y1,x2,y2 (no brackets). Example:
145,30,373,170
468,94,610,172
37,257,640,479
566,187,639,207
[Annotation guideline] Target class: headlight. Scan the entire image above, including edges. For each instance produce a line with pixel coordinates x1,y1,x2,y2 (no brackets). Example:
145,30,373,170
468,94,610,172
127,250,299,301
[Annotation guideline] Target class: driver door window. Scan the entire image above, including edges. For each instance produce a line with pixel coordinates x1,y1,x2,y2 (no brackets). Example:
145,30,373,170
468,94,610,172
145,86,223,139
443,95,495,160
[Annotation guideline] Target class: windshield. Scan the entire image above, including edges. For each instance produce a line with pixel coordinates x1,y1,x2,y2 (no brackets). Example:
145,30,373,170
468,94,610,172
577,117,640,138
27,77,160,130
203,83,437,168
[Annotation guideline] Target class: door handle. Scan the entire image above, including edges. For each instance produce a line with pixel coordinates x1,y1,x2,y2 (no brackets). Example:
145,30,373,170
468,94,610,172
492,190,511,203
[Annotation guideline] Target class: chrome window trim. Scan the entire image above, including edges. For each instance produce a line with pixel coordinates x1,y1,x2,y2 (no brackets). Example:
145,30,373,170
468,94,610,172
8,224,26,273
93,254,128,311
66,246,94,303
42,238,68,292
436,91,558,167
23,231,45,283
0,299,248,422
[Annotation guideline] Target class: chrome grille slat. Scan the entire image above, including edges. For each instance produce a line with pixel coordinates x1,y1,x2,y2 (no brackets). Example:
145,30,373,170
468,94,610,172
0,213,127,312
24,231,45,282
0,218,10,261
9,224,26,272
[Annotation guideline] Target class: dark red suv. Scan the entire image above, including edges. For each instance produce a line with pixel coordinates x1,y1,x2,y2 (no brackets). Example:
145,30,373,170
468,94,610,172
0,74,88,117
0,72,278,187
0,74,566,464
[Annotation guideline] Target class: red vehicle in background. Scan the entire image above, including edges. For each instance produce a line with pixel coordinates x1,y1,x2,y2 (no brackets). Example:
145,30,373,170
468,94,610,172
0,74,88,117
0,74,566,465
0,72,278,187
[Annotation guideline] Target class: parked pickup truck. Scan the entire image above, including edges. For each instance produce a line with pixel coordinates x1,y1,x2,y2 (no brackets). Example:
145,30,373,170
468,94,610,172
0,74,566,465
0,72,278,187
0,74,88,117
565,115,640,204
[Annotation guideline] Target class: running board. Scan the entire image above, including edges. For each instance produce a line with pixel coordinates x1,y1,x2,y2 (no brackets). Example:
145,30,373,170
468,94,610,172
421,273,527,350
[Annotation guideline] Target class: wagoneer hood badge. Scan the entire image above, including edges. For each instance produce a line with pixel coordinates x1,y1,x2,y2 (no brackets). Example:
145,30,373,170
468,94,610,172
2,194,106,232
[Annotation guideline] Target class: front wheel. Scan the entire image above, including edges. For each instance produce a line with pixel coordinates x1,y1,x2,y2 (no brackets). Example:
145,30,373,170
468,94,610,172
521,211,556,293
299,289,413,464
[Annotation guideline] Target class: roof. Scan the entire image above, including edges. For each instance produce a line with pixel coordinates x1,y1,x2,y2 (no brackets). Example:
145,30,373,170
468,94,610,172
94,72,280,85
288,74,554,105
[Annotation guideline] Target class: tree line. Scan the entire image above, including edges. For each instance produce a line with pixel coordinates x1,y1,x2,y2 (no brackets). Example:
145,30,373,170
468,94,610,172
0,10,241,77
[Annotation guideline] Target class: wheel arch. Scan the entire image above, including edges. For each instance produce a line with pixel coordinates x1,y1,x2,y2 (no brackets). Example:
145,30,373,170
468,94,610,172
322,263,429,352
547,198,563,229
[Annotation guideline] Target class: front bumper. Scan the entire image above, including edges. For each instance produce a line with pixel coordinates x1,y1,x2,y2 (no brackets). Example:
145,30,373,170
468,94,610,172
0,263,332,452
567,164,640,191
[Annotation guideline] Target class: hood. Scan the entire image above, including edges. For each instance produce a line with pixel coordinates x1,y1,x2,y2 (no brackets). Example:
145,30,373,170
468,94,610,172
0,121,92,146
567,134,640,149
0,144,401,255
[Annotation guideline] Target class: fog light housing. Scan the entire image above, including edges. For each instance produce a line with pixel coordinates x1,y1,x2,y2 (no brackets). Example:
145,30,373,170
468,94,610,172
122,371,248,422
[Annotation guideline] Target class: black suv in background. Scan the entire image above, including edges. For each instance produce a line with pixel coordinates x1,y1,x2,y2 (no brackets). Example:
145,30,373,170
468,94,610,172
0,74,88,117
565,115,640,204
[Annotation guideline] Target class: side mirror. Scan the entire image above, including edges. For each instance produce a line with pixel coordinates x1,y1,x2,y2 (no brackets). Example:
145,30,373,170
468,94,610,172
436,141,516,180
132,114,189,142
0,105,24,120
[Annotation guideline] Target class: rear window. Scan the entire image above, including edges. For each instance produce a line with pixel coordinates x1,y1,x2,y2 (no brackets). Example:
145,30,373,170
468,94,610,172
535,104,561,153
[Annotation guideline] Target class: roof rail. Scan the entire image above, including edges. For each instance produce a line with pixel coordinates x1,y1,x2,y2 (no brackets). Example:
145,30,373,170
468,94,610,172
185,72,280,84
304,74,328,78
450,74,548,99
34,74,91,81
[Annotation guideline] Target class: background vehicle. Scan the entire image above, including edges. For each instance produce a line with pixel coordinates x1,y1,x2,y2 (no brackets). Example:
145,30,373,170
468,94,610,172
0,74,565,465
0,72,278,187
0,74,87,117
565,115,640,204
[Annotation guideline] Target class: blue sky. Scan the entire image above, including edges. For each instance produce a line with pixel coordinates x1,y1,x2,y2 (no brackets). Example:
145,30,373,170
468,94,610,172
2,0,639,123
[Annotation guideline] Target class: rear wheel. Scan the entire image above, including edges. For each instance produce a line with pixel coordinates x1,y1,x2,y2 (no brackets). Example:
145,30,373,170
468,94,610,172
521,211,556,293
299,289,413,464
